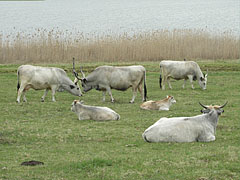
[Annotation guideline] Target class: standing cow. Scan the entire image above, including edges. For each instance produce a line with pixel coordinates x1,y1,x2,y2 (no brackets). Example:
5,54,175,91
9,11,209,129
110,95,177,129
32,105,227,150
16,65,82,103
142,102,227,143
74,65,147,103
159,60,208,90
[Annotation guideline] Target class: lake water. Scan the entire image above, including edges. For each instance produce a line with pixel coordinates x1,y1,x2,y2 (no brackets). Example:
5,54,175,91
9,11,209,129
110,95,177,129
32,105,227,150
0,0,239,36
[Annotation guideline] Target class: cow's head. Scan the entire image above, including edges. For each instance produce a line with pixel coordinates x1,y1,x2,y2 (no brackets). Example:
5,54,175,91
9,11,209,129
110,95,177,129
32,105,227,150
80,78,94,92
167,95,176,104
71,100,84,112
198,70,208,90
199,101,227,115
69,83,82,97
78,67,99,93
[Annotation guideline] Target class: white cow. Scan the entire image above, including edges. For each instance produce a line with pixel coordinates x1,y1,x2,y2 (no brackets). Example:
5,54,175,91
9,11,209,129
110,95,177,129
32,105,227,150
140,95,176,111
16,65,82,103
159,60,208,90
142,102,227,143
74,65,147,103
71,100,120,121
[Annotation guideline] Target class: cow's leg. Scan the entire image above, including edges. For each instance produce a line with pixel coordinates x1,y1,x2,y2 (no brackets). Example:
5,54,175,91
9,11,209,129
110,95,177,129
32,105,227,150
188,75,194,89
16,85,25,103
167,77,172,89
162,76,166,90
51,86,57,102
130,86,138,103
22,90,27,102
137,84,144,102
106,87,114,103
102,91,106,102
41,89,49,102
198,133,215,142
182,79,187,89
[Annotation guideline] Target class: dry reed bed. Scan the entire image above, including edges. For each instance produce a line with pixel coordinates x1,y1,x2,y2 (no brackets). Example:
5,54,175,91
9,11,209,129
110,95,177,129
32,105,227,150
0,29,239,64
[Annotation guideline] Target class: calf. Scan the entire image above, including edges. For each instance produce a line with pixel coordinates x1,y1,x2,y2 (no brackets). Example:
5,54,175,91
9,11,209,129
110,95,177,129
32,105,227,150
140,95,176,111
71,100,120,121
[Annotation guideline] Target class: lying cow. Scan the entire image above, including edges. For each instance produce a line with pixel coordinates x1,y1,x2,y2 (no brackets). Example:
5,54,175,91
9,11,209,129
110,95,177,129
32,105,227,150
142,102,227,143
71,100,120,121
16,65,82,103
140,95,176,111
159,60,208,90
74,65,147,103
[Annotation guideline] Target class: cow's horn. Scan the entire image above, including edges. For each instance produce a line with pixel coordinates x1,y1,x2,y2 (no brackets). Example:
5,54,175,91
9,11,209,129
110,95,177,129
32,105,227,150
72,58,81,80
72,57,76,71
220,101,228,108
80,67,86,78
199,102,208,109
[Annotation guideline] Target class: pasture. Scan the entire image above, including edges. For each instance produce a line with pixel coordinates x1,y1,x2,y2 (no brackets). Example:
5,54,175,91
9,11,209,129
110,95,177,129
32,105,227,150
0,60,239,180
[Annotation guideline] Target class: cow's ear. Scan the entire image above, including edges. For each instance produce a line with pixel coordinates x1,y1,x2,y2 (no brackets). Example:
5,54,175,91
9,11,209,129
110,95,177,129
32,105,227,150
70,85,75,89
80,78,87,83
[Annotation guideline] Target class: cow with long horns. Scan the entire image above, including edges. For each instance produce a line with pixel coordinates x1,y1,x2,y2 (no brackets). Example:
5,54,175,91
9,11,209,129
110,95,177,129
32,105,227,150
142,102,227,143
73,62,147,103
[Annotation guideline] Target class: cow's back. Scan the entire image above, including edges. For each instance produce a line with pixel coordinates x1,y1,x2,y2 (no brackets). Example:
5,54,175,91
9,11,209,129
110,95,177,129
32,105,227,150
160,60,199,79
88,65,145,90
143,116,203,142
82,105,119,120
18,65,65,89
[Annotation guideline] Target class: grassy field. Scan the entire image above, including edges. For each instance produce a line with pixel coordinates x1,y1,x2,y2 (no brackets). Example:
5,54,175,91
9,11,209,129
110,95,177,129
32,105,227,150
0,60,239,180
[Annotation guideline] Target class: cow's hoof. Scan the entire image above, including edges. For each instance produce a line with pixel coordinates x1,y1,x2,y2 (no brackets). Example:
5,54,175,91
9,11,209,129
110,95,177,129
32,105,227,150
41,99,44,102
129,101,134,104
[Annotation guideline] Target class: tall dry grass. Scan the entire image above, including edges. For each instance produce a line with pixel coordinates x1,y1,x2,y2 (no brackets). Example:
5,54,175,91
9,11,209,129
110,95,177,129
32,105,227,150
0,28,239,64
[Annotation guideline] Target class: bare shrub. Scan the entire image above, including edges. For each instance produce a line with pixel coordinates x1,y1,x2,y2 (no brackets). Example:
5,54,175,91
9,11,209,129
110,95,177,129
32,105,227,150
0,29,239,64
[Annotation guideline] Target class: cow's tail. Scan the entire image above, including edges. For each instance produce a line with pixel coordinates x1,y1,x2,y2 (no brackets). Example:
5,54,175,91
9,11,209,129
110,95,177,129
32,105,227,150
116,113,120,120
17,69,20,92
142,132,151,143
159,65,162,89
143,70,147,101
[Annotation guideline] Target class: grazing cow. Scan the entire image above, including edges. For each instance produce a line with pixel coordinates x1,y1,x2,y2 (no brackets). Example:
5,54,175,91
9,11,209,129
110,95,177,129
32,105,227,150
74,65,147,103
16,65,82,103
140,95,176,111
159,60,208,90
71,100,120,121
142,102,227,143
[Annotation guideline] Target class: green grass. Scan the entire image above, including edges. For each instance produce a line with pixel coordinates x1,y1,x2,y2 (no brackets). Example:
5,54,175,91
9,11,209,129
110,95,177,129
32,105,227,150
0,60,239,180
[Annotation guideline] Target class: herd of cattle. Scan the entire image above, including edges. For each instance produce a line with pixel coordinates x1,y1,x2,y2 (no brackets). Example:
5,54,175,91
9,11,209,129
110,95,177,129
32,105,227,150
16,59,227,143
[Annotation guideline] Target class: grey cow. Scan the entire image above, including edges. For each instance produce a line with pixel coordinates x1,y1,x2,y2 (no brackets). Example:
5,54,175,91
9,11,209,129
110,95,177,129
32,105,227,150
159,60,208,90
74,65,147,103
142,102,227,143
71,100,120,121
16,65,82,103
